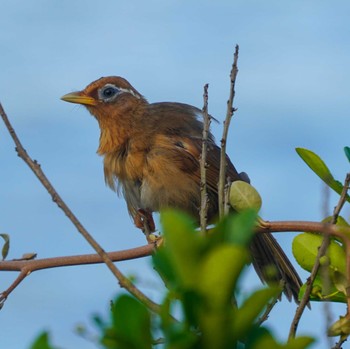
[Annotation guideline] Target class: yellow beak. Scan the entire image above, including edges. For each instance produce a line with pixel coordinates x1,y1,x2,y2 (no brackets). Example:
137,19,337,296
60,91,97,106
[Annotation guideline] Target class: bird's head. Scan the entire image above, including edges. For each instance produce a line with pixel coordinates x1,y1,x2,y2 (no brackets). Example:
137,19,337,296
61,76,146,122
61,76,148,154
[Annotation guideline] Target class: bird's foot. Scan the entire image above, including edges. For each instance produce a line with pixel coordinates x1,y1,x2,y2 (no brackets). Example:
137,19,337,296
147,233,163,247
134,209,156,243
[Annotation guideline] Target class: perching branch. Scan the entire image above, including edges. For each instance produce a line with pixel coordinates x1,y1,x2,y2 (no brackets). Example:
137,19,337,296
0,103,161,314
218,44,239,218
0,218,348,291
0,244,154,306
257,220,350,240
200,83,211,234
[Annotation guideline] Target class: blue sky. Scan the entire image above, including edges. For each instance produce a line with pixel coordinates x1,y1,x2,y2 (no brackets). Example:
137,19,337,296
1,1,350,348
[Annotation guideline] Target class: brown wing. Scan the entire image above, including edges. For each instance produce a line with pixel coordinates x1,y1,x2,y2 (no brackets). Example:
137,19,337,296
166,135,302,302
140,101,241,220
144,102,301,302
193,138,242,192
153,135,242,221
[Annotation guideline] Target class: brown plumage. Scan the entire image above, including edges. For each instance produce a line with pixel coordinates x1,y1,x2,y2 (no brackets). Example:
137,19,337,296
61,76,302,302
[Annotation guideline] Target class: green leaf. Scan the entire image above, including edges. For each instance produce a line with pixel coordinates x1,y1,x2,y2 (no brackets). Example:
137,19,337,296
199,309,236,349
328,316,350,337
296,148,350,202
292,233,346,275
321,216,350,243
293,233,349,302
298,276,347,303
229,181,262,212
246,327,314,349
197,245,250,309
322,215,350,227
333,271,349,295
181,289,203,326
0,234,10,260
159,210,203,289
152,247,178,287
233,287,281,340
159,294,199,347
284,337,314,349
225,209,258,246
103,294,152,349
245,327,280,349
29,332,55,349
344,146,350,163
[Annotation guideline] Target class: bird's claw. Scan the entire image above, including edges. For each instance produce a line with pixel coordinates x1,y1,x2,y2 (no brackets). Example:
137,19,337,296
134,209,156,242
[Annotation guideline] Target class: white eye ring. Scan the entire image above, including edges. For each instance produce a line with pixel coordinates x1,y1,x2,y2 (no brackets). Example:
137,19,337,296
98,83,141,102
98,84,120,102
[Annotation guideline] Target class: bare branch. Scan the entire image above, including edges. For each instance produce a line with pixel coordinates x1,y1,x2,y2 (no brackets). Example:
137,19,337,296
0,245,154,305
0,103,161,314
200,83,211,234
257,220,348,239
0,245,153,272
218,44,239,217
0,216,349,310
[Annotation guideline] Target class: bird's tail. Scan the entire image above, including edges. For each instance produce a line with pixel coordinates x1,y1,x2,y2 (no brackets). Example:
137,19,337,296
250,233,302,302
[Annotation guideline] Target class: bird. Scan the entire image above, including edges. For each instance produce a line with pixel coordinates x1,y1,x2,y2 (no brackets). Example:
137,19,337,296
61,76,302,302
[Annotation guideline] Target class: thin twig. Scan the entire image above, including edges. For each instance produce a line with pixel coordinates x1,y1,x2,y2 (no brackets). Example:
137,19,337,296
332,337,347,349
218,45,239,218
321,184,333,349
288,174,350,340
332,174,350,347
332,173,350,224
0,271,27,309
257,294,281,325
0,103,161,314
200,83,211,234
224,179,232,216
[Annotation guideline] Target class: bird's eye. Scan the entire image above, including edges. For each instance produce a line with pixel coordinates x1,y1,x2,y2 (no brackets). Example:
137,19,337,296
102,87,117,98
99,85,120,101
